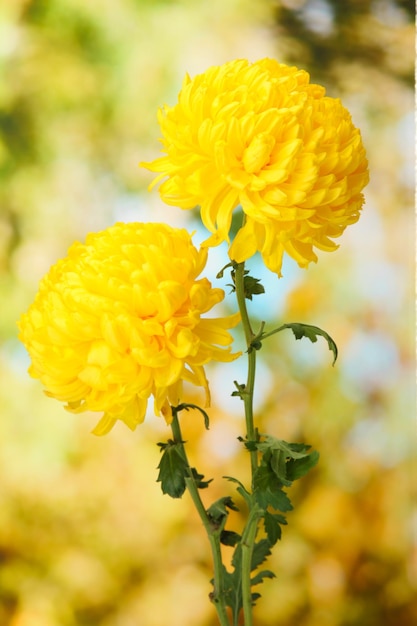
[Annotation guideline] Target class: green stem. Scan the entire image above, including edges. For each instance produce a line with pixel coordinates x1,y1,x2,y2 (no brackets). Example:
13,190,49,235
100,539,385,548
258,323,286,341
170,411,230,626
234,262,258,481
241,504,263,626
233,261,263,626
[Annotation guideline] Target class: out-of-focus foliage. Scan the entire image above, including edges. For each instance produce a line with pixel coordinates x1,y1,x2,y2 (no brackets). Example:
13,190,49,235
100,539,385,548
274,0,414,87
1,0,415,625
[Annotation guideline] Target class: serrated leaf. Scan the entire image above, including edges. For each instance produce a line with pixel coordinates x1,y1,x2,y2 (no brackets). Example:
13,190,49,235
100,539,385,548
189,466,212,489
253,457,294,511
257,435,312,460
253,463,275,492
256,486,294,512
212,566,241,620
270,488,293,511
156,441,188,498
282,322,338,365
251,569,276,586
263,510,285,545
286,441,313,455
231,542,243,571
224,538,275,620
251,539,272,571
243,275,265,300
286,450,320,481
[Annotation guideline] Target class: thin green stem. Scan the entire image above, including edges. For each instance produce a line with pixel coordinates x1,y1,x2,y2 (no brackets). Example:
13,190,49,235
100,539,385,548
258,323,286,340
233,261,263,626
170,411,230,626
234,262,255,344
234,262,258,481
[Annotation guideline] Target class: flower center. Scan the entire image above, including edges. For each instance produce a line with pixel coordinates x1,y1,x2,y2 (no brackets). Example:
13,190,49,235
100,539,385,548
242,133,275,174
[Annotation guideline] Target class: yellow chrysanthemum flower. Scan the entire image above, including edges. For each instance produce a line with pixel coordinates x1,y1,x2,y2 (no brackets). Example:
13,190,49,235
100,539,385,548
18,222,241,435
141,58,369,276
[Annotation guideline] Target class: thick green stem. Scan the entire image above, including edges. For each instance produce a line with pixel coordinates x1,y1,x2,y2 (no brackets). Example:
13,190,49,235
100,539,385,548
241,504,264,626
170,411,230,626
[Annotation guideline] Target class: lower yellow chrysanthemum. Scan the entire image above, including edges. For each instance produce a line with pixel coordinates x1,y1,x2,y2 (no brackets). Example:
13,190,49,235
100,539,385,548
141,58,369,276
18,222,241,434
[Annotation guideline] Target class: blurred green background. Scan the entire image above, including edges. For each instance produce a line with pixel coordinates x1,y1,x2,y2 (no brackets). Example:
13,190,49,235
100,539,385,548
0,0,415,625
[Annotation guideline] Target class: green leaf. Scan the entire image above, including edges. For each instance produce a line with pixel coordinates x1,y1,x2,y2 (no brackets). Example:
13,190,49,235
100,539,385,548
255,485,294,512
156,440,188,498
285,441,314,455
231,382,246,398
239,436,258,452
219,434,319,623
263,510,286,545
223,474,247,490
253,463,275,491
270,448,293,486
286,449,320,481
220,530,241,547
251,569,276,586
251,539,272,571
175,402,210,429
207,496,239,529
221,567,242,622
223,537,274,619
255,435,319,492
223,475,252,506
189,466,212,489
243,274,265,300
256,435,312,460
231,542,243,574
282,322,338,365
229,265,265,300
253,457,294,511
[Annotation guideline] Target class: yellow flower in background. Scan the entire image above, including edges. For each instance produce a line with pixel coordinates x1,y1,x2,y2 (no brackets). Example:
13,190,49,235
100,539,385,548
141,58,369,276
18,222,240,435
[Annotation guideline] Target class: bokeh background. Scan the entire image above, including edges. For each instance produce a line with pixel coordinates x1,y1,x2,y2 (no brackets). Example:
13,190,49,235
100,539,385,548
1,0,415,625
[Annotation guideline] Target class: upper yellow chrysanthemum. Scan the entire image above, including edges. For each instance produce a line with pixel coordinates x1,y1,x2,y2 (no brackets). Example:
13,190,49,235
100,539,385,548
141,58,369,276
18,222,240,435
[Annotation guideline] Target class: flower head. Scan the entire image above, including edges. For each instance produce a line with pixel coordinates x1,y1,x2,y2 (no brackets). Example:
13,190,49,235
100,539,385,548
18,222,240,435
141,58,369,276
